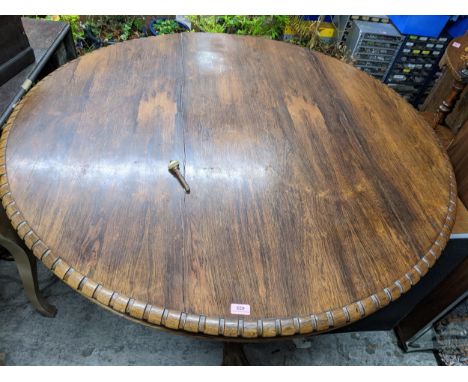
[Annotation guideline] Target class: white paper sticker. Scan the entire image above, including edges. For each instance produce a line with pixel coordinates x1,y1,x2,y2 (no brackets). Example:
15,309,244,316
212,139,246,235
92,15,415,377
230,303,251,315
452,42,461,48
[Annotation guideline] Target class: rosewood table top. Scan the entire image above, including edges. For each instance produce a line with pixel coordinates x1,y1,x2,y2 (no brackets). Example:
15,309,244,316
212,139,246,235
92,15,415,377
0,33,456,339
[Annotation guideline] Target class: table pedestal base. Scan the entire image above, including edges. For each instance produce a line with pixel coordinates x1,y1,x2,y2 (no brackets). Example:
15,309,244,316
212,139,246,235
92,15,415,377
222,343,250,366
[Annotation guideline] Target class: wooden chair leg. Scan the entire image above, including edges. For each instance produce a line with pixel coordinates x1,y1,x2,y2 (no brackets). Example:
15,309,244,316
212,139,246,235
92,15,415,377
431,79,465,129
0,236,56,317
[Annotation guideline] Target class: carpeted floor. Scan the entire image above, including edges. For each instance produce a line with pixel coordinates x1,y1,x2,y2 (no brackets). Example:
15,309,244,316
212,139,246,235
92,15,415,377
0,259,441,366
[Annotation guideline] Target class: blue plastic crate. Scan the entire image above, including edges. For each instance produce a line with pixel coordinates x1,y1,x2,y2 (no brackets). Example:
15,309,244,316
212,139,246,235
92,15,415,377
301,15,333,22
389,16,451,38
447,16,468,38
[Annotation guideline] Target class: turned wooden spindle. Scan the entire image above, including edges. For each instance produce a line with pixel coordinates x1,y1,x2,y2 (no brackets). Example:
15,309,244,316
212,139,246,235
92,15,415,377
430,34,468,130
431,75,466,129
432,62,468,129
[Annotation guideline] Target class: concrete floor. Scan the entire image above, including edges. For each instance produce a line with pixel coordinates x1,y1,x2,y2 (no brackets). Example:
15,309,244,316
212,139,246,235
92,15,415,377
0,260,439,365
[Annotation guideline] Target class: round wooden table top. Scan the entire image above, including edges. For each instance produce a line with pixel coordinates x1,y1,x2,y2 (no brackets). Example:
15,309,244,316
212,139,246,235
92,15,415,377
0,33,457,339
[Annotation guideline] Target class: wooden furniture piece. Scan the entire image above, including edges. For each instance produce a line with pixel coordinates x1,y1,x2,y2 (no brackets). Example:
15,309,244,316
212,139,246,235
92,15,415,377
394,121,468,350
397,34,468,345
0,204,56,316
448,121,468,207
0,16,35,86
0,17,76,317
0,34,457,362
422,33,468,133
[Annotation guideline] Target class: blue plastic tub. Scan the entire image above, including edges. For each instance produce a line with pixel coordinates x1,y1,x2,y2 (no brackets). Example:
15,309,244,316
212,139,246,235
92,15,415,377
447,16,468,38
389,16,451,38
301,15,333,22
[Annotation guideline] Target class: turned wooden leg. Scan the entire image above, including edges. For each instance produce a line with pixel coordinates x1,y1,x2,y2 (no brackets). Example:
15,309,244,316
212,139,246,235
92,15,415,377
0,236,56,317
222,342,250,366
431,79,465,129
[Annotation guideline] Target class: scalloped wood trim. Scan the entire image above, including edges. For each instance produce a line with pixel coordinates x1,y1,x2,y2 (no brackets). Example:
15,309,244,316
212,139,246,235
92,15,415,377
0,39,458,339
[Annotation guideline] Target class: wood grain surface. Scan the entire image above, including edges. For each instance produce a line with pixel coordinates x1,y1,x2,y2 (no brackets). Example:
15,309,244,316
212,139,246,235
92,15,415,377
422,69,468,133
423,33,468,131
448,121,468,209
441,33,468,82
0,33,457,339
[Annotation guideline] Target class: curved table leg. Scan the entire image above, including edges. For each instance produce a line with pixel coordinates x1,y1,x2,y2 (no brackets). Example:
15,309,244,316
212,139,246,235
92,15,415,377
222,343,250,366
0,236,57,317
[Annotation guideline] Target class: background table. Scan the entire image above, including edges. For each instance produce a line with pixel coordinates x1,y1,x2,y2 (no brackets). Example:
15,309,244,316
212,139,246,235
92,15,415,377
0,33,456,341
